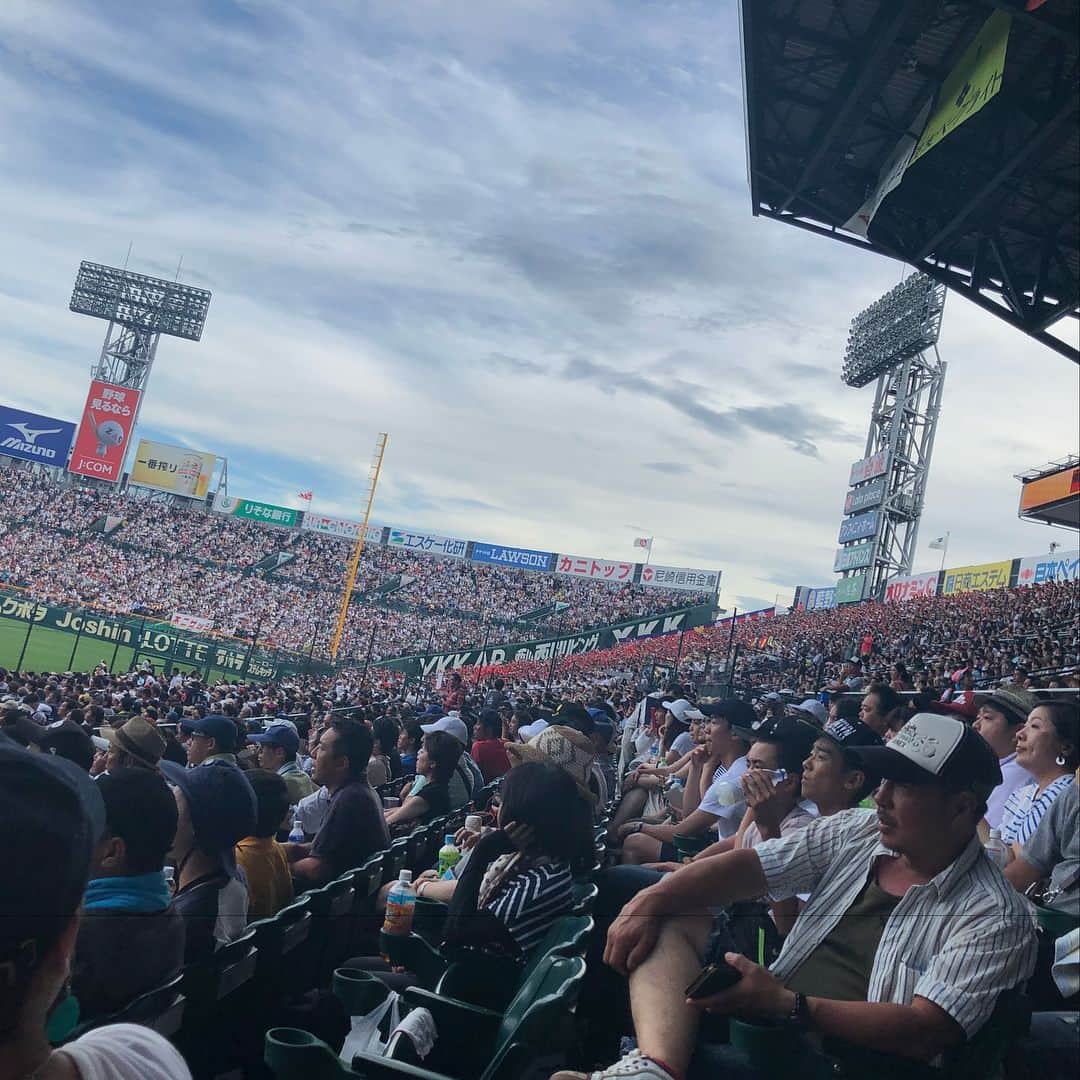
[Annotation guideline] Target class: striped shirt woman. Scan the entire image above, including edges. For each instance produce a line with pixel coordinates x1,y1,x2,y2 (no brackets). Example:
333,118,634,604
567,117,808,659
1000,774,1074,847
483,861,574,952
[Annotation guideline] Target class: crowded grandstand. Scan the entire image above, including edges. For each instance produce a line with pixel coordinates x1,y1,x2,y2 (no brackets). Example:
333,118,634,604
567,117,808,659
4,0,1080,1078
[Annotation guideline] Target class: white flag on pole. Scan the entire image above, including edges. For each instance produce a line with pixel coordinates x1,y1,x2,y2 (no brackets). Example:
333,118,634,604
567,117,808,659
633,537,652,549
928,535,948,550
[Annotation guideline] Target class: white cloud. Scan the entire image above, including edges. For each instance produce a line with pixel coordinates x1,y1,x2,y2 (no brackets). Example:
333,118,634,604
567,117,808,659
0,0,1076,612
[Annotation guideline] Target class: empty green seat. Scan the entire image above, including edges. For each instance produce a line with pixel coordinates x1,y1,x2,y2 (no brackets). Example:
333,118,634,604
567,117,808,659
264,954,585,1080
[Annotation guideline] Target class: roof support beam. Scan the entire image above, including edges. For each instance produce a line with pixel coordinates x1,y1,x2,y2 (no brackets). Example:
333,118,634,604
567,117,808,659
777,2,920,214
914,97,1079,263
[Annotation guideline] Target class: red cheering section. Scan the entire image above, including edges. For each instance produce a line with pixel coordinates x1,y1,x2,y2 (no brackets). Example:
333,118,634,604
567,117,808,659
68,379,141,483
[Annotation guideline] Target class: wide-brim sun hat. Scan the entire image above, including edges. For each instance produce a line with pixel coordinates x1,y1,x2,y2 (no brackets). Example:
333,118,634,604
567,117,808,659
505,724,597,803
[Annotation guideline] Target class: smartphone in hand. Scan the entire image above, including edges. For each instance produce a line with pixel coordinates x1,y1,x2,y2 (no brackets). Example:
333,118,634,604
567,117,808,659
685,959,742,1000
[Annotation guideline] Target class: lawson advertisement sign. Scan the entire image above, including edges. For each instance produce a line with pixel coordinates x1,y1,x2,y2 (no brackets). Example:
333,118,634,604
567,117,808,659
469,542,553,572
0,404,76,467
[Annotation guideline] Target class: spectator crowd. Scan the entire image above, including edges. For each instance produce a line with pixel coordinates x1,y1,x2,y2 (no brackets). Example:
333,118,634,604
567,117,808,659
1,464,708,661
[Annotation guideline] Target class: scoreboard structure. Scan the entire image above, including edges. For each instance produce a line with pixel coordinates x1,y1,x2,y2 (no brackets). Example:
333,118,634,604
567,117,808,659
1017,457,1080,530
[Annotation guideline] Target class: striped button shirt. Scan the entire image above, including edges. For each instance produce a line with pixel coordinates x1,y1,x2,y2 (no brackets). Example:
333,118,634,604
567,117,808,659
755,808,1037,1038
1000,775,1074,846
483,861,574,953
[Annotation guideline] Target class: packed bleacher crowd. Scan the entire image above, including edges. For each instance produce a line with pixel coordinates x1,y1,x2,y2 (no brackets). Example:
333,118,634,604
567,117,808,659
478,578,1080,699
0,464,709,661
2,618,1078,1079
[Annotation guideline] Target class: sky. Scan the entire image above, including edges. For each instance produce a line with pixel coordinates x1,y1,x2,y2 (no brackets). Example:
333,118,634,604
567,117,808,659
1,0,1077,613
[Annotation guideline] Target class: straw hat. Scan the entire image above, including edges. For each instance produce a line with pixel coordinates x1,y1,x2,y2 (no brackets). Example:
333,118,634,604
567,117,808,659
505,724,597,803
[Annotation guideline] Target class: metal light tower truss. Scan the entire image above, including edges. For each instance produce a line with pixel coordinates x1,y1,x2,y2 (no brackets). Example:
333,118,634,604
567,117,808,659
838,274,948,600
70,261,212,392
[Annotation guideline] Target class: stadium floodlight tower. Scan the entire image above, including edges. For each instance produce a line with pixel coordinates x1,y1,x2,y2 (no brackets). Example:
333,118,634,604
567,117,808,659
69,259,212,401
836,272,947,602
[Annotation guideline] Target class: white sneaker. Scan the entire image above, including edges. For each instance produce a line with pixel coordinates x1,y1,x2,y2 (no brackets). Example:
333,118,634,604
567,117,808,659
551,1049,678,1080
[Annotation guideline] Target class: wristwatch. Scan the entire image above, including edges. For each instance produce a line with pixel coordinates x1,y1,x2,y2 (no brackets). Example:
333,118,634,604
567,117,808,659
785,991,812,1030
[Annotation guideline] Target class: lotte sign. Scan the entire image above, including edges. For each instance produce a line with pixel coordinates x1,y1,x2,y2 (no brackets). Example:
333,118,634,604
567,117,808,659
68,379,141,483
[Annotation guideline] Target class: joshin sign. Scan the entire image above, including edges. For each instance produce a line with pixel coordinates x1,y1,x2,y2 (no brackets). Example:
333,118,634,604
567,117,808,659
68,380,141,483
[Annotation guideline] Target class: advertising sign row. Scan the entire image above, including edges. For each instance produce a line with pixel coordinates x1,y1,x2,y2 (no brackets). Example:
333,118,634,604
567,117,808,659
848,450,889,487
884,549,1079,603
844,477,887,515
884,570,940,604
469,542,553,572
129,440,216,498
838,511,878,544
213,493,298,528
300,514,383,543
794,586,837,612
554,554,635,584
387,528,468,559
0,404,77,467
1016,549,1079,586
835,574,866,604
834,544,874,571
0,591,316,682
68,380,142,483
942,559,1012,596
640,564,720,593
372,603,716,678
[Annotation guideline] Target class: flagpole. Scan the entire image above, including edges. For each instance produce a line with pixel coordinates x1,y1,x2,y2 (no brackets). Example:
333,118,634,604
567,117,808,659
646,538,653,566
939,530,949,573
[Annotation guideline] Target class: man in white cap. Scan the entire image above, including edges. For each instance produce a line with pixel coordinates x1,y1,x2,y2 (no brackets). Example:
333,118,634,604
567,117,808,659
420,715,484,808
558,713,1035,1080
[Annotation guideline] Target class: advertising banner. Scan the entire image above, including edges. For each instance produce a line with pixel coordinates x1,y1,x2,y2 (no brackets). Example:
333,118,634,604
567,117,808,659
553,554,635,584
844,477,887,515
1016,549,1080,586
834,544,874,572
835,574,866,604
170,612,214,632
129,439,216,498
908,9,1010,168
469,542,553,572
639,564,721,593
213,493,298,528
0,590,319,682
68,380,141,483
1020,465,1080,513
804,586,837,611
0,404,76,468
838,512,878,544
884,570,941,603
300,513,384,544
387,528,468,559
942,559,1013,596
372,603,715,678
848,451,889,486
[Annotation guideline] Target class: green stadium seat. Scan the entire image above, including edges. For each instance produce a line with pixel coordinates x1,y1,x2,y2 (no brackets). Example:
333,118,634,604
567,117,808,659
248,894,315,999
264,954,586,1080
381,839,409,886
435,914,593,1011
306,875,358,983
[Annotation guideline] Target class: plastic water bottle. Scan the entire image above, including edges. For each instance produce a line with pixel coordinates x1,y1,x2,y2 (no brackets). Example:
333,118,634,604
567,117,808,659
382,870,416,943
288,819,305,843
163,865,175,895
710,769,787,807
464,814,483,836
984,828,1008,869
438,833,462,879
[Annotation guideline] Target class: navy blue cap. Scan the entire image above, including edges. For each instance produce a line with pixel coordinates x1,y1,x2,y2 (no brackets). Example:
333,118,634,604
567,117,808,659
159,760,256,877
0,737,105,990
248,722,299,756
180,713,238,752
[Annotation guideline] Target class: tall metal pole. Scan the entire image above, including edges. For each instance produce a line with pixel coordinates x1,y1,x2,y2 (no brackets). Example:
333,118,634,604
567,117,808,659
67,608,87,670
331,433,388,661
242,617,263,680
672,630,686,684
16,602,41,671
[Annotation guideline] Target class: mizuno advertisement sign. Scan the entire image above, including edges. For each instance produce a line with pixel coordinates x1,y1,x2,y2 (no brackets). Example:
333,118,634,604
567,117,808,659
0,404,76,467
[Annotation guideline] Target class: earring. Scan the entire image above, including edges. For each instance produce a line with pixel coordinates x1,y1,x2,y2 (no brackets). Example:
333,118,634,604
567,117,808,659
1056,754,1067,767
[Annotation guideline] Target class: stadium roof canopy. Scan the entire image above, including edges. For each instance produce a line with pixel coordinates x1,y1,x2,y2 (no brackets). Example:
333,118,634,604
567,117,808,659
739,0,1080,363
